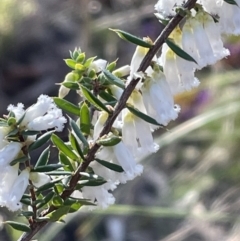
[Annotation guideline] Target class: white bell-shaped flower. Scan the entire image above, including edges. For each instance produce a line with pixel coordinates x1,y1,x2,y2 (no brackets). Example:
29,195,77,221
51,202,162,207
141,71,180,126
155,0,185,16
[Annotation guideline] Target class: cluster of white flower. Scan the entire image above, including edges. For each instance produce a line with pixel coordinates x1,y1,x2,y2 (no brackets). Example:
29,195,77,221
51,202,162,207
76,0,240,208
0,95,66,211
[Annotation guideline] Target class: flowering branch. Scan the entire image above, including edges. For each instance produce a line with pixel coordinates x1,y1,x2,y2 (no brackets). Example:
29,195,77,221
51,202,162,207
1,0,239,240
17,1,198,241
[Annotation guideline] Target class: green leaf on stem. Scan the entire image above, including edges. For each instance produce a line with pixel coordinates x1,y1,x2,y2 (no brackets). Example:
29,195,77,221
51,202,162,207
64,59,76,69
36,191,55,209
53,97,80,116
127,104,163,127
95,158,124,172
97,134,122,146
29,131,53,151
80,85,110,113
59,152,75,172
102,69,125,89
35,146,50,167
109,29,153,48
10,155,29,166
61,82,80,90
223,0,238,5
165,38,197,64
51,134,78,160
69,117,89,153
46,206,71,222
80,102,91,135
33,164,64,172
5,221,31,232
69,132,85,160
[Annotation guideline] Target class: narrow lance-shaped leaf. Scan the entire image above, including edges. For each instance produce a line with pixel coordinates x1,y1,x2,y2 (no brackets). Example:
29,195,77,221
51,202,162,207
33,164,64,172
54,97,80,116
109,29,153,48
51,134,78,160
126,104,163,127
80,102,91,135
5,221,31,232
97,134,122,146
102,69,125,89
29,131,53,151
69,132,85,160
95,159,124,172
10,155,29,166
165,38,197,64
59,152,74,172
223,0,238,5
35,146,50,167
61,82,80,90
69,117,89,152
80,85,110,113
46,206,71,222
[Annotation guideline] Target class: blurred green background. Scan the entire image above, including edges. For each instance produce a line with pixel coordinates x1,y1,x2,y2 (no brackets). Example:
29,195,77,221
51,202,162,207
1,0,240,241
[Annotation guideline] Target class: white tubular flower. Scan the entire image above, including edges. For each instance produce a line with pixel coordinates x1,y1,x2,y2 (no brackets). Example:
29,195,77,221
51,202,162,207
81,186,115,209
109,85,124,100
95,141,143,184
122,110,158,158
93,111,109,140
29,172,51,188
155,0,184,16
27,108,66,132
0,164,19,207
200,0,240,35
5,169,30,212
9,95,67,132
0,127,11,149
0,142,22,167
90,59,107,73
141,71,180,126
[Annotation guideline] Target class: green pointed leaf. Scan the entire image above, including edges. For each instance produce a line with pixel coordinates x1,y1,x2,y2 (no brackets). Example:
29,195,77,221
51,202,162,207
21,130,40,136
165,38,197,64
20,211,34,217
36,191,55,209
52,195,64,207
78,179,106,186
102,69,125,89
59,152,74,172
20,196,31,205
35,146,50,167
64,59,76,69
80,102,91,135
95,158,124,172
6,128,18,137
97,135,121,146
33,164,63,172
51,134,78,160
28,131,53,151
53,97,80,116
36,177,63,194
46,171,72,176
69,132,84,160
61,82,80,90
16,113,26,125
80,85,110,113
10,155,29,166
223,0,238,5
5,221,31,232
99,90,117,102
106,60,117,72
46,205,70,222
110,29,153,48
127,104,163,127
84,56,97,68
69,117,89,152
